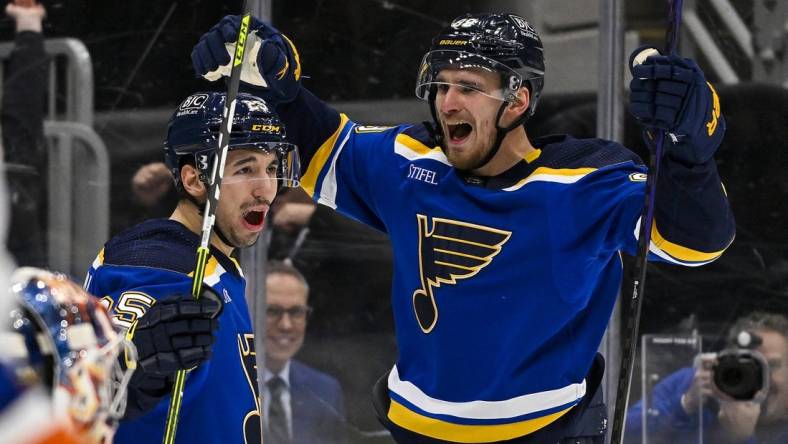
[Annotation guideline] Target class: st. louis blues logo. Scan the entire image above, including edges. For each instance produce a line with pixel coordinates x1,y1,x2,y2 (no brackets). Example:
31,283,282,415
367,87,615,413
413,214,511,333
238,334,262,444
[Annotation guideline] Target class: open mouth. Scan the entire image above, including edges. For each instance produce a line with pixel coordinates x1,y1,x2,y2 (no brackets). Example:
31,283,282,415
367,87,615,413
446,121,473,144
242,210,266,230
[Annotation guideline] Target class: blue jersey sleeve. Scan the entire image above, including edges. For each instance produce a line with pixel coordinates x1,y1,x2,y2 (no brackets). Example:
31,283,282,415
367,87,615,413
559,153,734,269
650,156,735,265
276,87,423,232
85,252,192,331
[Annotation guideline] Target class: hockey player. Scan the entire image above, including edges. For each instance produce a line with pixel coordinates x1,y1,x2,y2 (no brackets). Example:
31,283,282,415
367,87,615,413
192,12,735,443
0,267,137,444
84,92,300,443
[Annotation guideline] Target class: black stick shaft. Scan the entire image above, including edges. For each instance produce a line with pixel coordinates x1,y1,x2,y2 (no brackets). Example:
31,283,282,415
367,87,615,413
609,0,683,442
162,2,253,443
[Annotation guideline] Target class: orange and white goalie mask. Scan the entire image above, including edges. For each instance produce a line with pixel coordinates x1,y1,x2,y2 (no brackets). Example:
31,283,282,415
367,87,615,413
2,267,137,443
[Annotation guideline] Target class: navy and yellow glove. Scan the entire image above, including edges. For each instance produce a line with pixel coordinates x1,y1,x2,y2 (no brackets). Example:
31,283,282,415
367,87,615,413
629,46,725,165
191,14,302,103
122,288,222,419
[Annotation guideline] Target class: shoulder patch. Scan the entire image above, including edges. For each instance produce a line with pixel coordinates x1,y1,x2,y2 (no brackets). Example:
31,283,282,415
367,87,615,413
354,125,393,133
629,172,647,182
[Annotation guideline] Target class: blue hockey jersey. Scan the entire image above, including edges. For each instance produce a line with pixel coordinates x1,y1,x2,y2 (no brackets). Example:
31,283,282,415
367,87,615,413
84,219,261,444
274,89,735,442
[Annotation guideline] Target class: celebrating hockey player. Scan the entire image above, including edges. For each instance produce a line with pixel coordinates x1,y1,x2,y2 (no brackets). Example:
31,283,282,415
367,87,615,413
192,12,735,443
84,92,300,443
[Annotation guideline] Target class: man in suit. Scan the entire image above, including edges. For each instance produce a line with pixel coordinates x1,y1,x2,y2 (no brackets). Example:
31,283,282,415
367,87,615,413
264,260,348,444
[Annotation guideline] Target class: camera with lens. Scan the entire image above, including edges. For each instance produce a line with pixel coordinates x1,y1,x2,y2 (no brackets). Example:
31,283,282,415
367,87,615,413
709,331,770,401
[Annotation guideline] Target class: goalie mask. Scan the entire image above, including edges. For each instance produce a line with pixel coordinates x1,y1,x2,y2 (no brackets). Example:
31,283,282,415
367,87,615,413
415,13,545,171
2,268,137,443
164,91,300,190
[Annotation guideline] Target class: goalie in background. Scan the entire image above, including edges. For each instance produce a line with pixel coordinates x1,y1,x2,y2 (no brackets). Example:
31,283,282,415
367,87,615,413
0,267,136,444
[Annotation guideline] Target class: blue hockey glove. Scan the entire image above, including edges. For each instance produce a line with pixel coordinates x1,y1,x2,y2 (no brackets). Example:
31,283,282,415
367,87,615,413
191,14,302,103
629,46,725,165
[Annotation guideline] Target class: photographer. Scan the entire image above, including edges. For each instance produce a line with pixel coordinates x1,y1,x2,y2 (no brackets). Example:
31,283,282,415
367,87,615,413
626,312,788,444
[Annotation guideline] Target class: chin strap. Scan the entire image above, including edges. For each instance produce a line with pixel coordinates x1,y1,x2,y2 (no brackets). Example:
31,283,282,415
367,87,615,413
424,89,445,148
469,102,526,172
187,196,239,250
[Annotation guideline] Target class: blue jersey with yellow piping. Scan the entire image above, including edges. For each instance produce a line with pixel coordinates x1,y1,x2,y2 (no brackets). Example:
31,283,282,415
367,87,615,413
275,88,734,442
84,219,261,444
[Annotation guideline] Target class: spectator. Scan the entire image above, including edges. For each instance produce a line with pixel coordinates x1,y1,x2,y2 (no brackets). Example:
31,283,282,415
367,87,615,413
131,160,178,217
264,260,348,444
1,0,48,267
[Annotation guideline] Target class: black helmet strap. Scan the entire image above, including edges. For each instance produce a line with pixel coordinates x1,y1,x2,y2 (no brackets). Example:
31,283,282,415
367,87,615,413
186,192,243,250
470,99,532,172
424,87,444,148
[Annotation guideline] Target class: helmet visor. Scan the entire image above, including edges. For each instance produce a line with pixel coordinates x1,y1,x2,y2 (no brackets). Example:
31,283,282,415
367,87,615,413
195,142,301,188
416,50,542,103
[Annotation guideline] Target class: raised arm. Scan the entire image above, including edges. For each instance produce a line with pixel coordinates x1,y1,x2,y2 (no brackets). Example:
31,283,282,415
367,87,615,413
190,15,342,170
628,48,735,264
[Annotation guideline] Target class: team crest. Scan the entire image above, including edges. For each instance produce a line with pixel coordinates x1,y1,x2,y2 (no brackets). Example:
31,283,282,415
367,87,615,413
238,334,262,444
413,214,511,333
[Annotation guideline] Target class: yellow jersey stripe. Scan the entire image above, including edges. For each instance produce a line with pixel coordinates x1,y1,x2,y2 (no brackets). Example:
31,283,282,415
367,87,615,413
187,257,224,287
397,133,439,155
388,400,572,443
92,248,105,268
504,167,597,191
229,256,244,277
651,222,727,262
524,148,542,164
394,134,450,165
388,366,585,419
300,114,351,198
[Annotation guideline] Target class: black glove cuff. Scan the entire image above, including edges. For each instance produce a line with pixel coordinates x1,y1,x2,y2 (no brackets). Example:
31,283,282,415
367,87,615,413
122,370,174,420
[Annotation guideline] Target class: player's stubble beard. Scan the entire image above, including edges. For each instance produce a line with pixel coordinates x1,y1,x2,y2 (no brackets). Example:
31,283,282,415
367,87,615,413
217,198,271,249
443,116,496,172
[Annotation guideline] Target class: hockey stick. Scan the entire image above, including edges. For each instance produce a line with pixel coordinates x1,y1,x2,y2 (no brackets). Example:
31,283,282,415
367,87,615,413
608,1,683,443
162,3,252,443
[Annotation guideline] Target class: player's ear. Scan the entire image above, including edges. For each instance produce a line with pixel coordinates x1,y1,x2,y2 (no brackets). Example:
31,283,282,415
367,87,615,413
506,87,531,121
512,87,530,112
180,164,206,198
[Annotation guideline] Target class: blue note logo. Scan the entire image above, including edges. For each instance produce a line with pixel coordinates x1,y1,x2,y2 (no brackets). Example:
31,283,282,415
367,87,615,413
412,215,511,333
